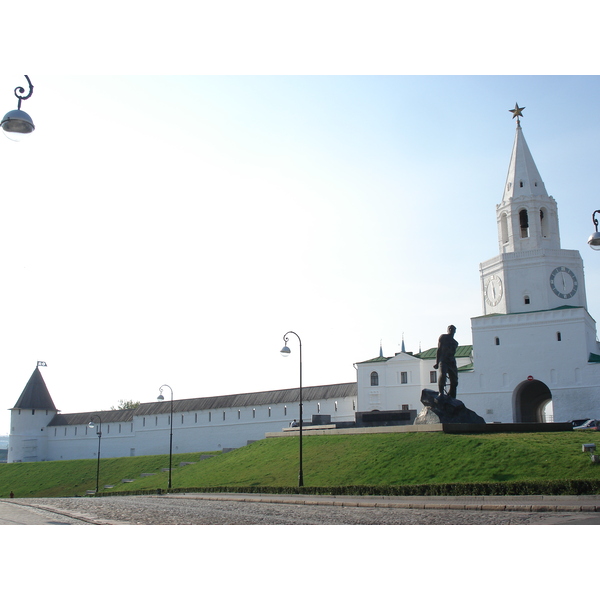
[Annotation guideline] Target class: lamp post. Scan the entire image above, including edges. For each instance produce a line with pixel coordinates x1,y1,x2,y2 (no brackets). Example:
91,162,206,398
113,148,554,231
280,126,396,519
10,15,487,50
588,210,600,251
88,415,103,494
1,75,35,141
280,331,304,487
157,385,174,491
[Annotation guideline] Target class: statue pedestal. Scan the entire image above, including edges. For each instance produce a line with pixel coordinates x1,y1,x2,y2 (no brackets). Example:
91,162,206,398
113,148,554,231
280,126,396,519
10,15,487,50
414,389,486,425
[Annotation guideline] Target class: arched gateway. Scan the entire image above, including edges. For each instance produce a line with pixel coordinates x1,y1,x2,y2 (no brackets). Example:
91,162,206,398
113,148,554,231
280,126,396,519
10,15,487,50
513,379,552,423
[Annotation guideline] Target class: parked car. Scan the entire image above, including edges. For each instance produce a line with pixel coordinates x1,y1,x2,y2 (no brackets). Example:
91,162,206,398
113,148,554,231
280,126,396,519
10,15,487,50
571,419,591,428
573,419,600,431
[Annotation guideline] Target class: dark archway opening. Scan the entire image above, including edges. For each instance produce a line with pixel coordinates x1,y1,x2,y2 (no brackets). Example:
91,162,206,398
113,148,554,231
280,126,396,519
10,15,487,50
514,379,552,423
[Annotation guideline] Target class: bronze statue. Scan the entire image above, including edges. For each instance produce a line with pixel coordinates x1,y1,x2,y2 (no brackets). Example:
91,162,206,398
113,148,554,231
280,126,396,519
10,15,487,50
433,325,458,398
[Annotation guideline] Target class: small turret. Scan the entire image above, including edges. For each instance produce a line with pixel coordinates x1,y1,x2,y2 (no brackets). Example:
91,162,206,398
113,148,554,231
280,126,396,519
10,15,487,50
7,365,57,462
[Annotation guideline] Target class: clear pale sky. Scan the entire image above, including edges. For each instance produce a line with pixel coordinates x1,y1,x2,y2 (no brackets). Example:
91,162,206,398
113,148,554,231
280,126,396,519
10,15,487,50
2,73,600,435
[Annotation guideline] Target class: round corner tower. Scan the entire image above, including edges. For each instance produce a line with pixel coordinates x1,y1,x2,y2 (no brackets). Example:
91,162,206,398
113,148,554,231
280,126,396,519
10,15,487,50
7,366,57,462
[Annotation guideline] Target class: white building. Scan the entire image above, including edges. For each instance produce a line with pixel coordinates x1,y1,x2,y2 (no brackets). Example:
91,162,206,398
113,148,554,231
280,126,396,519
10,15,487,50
356,112,600,423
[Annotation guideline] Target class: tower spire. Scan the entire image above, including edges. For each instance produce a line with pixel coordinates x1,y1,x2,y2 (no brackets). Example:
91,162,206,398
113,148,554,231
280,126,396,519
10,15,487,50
496,104,559,254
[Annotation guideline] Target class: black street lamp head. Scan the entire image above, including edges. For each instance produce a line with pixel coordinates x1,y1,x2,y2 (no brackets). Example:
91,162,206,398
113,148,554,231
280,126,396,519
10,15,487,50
1,109,35,140
157,394,165,400
1,76,35,142
280,345,291,356
589,210,600,251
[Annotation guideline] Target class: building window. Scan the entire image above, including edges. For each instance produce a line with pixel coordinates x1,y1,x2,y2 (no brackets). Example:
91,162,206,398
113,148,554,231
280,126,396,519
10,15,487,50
540,208,548,237
557,332,562,341
495,337,500,345
400,371,408,384
429,371,437,384
107,425,110,434
402,404,409,410
284,405,287,416
524,295,530,305
74,427,77,436
253,408,256,419
223,411,226,421
181,415,184,424
238,410,241,420
195,413,198,423
370,371,379,386
155,417,158,426
119,424,122,433
268,407,272,417
209,412,212,422
32,409,35,415
335,401,338,412
519,180,524,188
519,209,529,238
317,403,321,413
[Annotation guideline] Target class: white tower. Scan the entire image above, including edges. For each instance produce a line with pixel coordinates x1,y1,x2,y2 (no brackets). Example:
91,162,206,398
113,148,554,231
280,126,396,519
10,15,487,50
465,105,600,423
480,105,586,316
7,366,57,462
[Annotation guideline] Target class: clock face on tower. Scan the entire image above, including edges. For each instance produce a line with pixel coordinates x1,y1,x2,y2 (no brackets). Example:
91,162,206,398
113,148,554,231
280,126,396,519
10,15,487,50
549,266,578,299
485,274,503,306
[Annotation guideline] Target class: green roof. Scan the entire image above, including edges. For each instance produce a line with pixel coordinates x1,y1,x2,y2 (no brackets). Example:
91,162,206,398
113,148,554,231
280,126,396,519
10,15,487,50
357,345,473,363
416,345,473,360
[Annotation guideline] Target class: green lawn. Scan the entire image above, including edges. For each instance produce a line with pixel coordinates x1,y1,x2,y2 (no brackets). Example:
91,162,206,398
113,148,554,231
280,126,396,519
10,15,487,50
1,431,599,498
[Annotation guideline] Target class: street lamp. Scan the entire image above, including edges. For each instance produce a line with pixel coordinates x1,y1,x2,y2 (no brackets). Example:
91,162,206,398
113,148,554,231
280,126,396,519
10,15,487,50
280,331,304,487
1,75,35,141
588,210,600,251
157,385,174,491
88,415,103,494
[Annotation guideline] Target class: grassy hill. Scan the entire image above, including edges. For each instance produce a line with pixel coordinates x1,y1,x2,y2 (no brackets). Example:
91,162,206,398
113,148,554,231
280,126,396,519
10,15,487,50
1,431,600,498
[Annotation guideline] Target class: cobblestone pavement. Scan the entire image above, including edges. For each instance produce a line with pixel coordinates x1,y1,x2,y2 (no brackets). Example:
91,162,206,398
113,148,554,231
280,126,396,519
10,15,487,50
3,495,598,525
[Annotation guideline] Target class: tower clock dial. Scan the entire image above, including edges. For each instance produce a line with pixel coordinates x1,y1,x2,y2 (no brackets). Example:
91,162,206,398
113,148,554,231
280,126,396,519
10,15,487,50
549,266,578,299
485,274,503,306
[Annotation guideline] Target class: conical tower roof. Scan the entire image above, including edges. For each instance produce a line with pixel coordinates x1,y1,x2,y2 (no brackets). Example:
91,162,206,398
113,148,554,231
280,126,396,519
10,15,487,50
502,118,548,204
13,367,56,411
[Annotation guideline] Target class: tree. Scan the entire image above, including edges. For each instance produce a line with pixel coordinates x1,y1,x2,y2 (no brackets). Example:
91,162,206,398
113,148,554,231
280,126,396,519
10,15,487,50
110,399,140,411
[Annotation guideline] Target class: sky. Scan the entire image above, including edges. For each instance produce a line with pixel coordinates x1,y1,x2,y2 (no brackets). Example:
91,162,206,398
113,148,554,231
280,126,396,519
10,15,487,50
2,74,600,436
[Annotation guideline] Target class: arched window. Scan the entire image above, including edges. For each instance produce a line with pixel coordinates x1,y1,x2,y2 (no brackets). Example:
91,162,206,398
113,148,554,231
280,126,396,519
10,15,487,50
370,371,379,386
557,332,562,342
540,208,549,237
524,295,530,305
519,209,529,238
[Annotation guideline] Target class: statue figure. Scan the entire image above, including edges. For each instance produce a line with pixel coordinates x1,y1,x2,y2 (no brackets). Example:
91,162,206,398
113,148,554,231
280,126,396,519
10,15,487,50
433,325,458,398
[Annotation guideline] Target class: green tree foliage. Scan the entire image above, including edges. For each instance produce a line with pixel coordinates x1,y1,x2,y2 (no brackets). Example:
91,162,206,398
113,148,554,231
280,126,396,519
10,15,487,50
110,399,141,411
